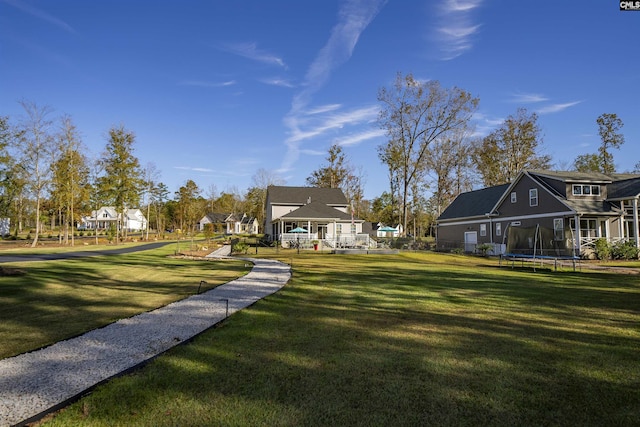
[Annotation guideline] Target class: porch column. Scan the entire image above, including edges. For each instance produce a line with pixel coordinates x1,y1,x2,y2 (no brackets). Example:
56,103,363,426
620,200,626,240
307,220,311,240
574,215,580,253
634,199,640,249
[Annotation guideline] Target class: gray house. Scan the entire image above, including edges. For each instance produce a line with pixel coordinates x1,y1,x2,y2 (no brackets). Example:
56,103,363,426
436,170,640,257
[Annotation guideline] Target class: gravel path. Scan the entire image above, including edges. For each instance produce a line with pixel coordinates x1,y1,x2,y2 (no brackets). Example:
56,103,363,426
0,247,290,426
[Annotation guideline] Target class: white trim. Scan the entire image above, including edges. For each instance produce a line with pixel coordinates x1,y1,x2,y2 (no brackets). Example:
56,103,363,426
438,210,576,228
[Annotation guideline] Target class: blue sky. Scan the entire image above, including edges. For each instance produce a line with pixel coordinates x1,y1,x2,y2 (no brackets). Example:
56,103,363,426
1,0,638,200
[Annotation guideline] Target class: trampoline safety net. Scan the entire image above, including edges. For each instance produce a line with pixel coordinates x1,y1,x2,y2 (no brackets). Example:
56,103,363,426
505,225,575,258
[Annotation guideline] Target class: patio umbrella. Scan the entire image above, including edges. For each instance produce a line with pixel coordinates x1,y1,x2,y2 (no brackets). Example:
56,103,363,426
378,226,397,232
289,226,308,253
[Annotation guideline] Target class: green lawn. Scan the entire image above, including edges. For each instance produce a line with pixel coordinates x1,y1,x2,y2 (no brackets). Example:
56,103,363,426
0,244,248,359
39,251,640,426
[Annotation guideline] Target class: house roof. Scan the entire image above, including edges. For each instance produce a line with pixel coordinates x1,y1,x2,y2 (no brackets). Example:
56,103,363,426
528,170,615,183
240,215,257,225
563,199,621,216
267,186,348,205
608,177,640,200
438,183,510,221
203,213,229,223
280,201,357,221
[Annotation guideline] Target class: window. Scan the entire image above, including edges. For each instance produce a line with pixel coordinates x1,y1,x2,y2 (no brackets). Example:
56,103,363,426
573,184,601,196
553,218,564,241
480,224,487,237
350,223,356,234
580,219,598,238
529,188,538,207
495,222,502,237
511,192,517,203
336,224,342,235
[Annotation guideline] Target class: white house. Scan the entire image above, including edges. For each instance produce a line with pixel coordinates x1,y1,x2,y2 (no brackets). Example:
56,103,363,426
80,207,147,232
0,218,9,236
198,212,259,235
265,186,369,248
373,223,403,238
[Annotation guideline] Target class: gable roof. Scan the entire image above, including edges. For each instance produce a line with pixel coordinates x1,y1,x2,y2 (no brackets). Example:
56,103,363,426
280,201,356,221
438,184,510,221
608,177,640,200
203,213,229,223
267,186,348,206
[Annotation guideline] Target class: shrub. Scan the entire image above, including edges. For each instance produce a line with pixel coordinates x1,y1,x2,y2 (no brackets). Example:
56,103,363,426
232,242,249,254
476,243,493,256
611,240,639,260
593,238,611,260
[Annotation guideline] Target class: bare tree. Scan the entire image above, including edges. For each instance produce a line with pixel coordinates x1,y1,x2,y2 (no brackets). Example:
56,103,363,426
427,128,474,216
14,101,56,247
247,168,284,231
377,73,478,235
142,162,161,240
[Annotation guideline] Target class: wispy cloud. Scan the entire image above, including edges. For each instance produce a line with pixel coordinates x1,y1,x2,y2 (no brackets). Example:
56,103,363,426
218,42,287,68
433,0,483,60
179,80,237,88
509,92,549,104
335,128,386,147
536,101,582,114
279,0,386,173
3,0,76,34
470,111,503,137
174,166,215,173
259,78,295,88
287,105,379,144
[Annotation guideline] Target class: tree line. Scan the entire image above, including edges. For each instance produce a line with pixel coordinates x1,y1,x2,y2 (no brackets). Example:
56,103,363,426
0,102,286,246
1,75,630,243
303,73,628,238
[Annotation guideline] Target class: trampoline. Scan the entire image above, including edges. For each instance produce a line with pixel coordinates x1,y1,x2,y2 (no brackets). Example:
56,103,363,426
500,223,580,272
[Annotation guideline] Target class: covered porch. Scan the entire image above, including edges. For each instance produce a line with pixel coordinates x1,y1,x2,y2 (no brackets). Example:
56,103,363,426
274,219,372,249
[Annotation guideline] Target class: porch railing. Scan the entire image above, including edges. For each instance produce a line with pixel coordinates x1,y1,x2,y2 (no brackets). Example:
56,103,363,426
579,236,626,250
278,233,373,249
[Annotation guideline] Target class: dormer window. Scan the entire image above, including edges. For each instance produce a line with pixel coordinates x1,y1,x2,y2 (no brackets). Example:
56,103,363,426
573,184,600,196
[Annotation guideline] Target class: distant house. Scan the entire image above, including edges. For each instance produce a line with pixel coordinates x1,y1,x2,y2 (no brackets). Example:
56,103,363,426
198,213,259,235
0,218,9,236
199,213,230,233
265,185,368,248
79,207,147,232
436,170,640,257
231,213,259,235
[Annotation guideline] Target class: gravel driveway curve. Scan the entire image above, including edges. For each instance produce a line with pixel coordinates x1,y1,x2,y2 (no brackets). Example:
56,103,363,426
0,246,290,426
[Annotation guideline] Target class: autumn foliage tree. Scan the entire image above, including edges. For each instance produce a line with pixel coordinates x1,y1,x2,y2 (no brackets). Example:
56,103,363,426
377,72,478,235
473,108,550,187
573,113,625,174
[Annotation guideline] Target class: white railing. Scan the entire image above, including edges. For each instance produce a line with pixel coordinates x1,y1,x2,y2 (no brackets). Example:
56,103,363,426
579,236,626,250
278,233,373,249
